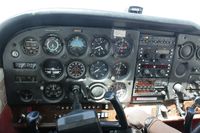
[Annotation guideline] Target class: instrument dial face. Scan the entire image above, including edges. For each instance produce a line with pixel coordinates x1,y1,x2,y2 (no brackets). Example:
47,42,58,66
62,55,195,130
43,59,63,79
43,83,64,101
114,38,132,57
19,89,33,102
110,82,127,100
22,37,39,56
112,62,128,79
91,37,110,57
89,60,109,79
67,35,87,57
43,36,63,55
67,61,86,79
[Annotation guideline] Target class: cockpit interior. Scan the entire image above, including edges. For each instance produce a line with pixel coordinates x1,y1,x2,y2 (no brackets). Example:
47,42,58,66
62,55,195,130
0,8,200,133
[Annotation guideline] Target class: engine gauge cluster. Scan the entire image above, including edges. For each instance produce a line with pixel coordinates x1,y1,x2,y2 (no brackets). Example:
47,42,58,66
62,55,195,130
22,37,39,56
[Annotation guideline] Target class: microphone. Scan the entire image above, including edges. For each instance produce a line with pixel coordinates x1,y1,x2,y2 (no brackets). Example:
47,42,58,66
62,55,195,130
173,83,194,99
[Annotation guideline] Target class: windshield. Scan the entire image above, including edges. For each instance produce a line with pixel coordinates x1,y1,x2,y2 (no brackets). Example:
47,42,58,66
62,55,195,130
0,0,199,24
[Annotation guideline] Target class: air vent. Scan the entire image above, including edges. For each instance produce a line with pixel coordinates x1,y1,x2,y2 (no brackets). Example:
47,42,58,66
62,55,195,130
175,63,188,77
196,47,200,59
179,42,195,60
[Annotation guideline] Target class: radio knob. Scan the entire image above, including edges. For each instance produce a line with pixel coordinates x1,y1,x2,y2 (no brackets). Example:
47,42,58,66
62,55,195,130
143,69,151,76
158,69,166,77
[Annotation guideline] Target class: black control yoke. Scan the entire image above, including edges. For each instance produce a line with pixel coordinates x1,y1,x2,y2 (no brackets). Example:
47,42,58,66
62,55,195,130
184,97,200,133
104,91,129,129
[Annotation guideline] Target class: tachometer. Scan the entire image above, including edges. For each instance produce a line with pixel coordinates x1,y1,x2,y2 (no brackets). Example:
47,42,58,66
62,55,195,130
110,82,127,100
67,35,87,57
67,61,86,79
112,62,128,79
89,60,109,79
91,37,110,57
43,36,63,55
113,38,132,57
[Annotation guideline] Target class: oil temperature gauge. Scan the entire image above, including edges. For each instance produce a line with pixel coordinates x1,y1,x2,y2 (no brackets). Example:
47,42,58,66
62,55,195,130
110,82,127,100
